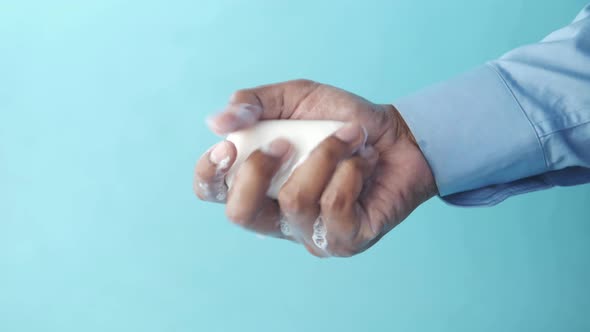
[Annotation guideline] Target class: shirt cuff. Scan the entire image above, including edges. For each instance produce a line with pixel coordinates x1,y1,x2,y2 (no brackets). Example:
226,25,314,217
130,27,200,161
394,64,547,197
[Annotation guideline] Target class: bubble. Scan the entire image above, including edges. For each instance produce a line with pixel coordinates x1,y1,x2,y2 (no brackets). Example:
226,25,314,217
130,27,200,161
215,191,226,201
279,215,292,236
312,217,327,250
216,156,231,172
198,182,211,198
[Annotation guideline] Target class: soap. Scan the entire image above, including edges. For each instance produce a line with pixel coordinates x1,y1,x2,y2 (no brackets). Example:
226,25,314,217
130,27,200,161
225,120,345,199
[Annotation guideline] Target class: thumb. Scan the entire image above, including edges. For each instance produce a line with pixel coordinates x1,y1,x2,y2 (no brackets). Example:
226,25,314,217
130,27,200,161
207,79,319,135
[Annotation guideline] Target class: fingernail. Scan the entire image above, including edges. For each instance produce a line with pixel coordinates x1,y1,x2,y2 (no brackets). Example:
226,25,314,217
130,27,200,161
261,138,292,158
334,123,364,144
206,104,262,135
210,141,231,170
205,115,227,135
232,103,261,124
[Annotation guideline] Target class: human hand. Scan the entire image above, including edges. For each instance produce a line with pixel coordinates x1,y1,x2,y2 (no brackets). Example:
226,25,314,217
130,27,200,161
194,80,437,257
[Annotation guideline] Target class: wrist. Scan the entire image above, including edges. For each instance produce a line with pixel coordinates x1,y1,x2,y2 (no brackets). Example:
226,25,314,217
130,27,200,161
386,104,439,199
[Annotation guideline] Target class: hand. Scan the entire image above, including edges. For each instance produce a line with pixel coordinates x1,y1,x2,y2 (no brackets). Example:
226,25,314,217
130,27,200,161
194,79,437,257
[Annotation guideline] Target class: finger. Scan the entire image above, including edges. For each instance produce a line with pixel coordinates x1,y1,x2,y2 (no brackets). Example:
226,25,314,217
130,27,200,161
244,197,287,238
226,138,293,235
227,197,298,240
319,146,379,257
278,123,367,246
193,140,237,203
207,103,262,136
206,79,320,135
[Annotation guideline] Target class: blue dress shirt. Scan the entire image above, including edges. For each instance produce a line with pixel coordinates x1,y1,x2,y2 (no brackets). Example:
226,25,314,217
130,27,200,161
395,4,590,206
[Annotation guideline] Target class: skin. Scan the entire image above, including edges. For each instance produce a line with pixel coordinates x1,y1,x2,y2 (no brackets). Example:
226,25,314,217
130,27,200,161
194,79,438,257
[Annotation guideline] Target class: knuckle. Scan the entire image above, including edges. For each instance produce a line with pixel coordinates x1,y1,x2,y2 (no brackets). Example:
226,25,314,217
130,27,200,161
366,219,385,240
279,188,312,215
309,251,324,258
304,244,324,258
320,190,351,212
229,89,251,103
324,221,357,247
225,204,253,228
330,246,357,258
292,78,317,87
325,237,359,257
225,210,252,228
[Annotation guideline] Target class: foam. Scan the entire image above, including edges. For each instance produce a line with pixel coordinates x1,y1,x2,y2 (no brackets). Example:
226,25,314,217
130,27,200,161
215,190,226,201
198,181,211,198
279,215,292,237
197,178,226,201
216,156,231,173
312,217,328,250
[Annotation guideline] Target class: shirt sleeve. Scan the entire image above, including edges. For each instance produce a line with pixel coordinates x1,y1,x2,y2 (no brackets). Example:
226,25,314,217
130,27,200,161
394,4,590,207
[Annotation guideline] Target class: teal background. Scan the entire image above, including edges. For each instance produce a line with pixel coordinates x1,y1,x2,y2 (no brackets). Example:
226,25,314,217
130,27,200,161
1,0,589,331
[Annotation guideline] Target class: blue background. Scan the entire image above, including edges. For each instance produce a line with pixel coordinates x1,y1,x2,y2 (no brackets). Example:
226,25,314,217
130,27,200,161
1,0,589,331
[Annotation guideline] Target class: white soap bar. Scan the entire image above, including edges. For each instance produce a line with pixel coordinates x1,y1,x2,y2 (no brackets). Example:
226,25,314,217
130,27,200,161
226,120,345,199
